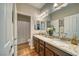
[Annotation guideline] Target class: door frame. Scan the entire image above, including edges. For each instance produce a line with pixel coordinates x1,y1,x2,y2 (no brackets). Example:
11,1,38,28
17,11,32,48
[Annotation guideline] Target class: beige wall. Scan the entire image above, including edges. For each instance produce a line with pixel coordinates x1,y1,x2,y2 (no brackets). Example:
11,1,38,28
51,4,79,20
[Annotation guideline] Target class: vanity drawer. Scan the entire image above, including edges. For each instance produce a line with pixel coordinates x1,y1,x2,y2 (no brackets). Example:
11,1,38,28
46,43,72,56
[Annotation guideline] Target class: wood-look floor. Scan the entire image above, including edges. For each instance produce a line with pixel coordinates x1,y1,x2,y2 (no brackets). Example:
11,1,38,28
17,43,38,56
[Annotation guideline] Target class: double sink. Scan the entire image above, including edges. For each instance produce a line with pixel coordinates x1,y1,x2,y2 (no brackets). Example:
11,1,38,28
36,34,79,55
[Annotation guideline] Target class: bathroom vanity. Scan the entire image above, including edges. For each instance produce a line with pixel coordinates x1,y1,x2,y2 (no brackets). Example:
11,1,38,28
33,35,79,56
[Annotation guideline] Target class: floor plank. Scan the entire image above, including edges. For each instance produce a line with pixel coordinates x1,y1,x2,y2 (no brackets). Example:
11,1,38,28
17,43,38,56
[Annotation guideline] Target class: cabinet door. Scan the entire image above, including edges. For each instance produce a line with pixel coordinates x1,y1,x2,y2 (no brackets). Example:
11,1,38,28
33,37,39,53
0,3,13,56
39,44,44,56
45,48,55,56
34,39,37,52
45,43,59,56
36,40,39,53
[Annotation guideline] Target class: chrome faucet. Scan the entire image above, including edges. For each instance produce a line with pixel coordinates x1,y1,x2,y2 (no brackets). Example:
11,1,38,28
60,33,68,39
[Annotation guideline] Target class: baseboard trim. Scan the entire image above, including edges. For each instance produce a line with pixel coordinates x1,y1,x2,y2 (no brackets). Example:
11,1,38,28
17,42,28,46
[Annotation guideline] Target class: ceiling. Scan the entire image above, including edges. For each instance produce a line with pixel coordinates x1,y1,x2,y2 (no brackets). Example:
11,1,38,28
28,3,45,9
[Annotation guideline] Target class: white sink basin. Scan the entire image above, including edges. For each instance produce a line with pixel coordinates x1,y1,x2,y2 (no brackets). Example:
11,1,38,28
52,40,70,48
53,40,79,55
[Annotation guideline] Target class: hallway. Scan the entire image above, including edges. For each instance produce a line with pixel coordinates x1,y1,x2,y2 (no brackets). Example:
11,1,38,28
17,43,38,56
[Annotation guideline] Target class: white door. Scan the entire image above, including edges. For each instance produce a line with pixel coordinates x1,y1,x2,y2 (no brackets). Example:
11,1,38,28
0,3,13,56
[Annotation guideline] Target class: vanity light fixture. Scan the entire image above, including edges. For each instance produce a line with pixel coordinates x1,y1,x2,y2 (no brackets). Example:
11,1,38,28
53,3,58,8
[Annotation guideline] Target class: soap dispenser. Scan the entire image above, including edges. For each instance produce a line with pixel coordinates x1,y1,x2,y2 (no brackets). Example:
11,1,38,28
71,34,78,45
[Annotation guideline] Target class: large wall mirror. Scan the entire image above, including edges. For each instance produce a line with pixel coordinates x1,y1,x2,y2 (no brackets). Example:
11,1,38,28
34,20,46,30
51,13,79,40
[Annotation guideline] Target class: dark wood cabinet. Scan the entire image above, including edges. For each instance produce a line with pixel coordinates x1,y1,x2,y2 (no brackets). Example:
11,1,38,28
33,36,72,56
33,37,39,53
45,48,55,56
45,43,59,56
46,43,71,56
39,44,45,56
39,39,45,56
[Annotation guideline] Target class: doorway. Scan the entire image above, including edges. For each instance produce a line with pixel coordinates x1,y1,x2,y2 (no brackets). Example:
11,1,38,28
17,14,31,55
17,14,31,44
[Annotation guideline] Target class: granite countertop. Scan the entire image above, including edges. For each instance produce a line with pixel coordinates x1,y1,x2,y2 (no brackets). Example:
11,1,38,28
33,35,79,56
